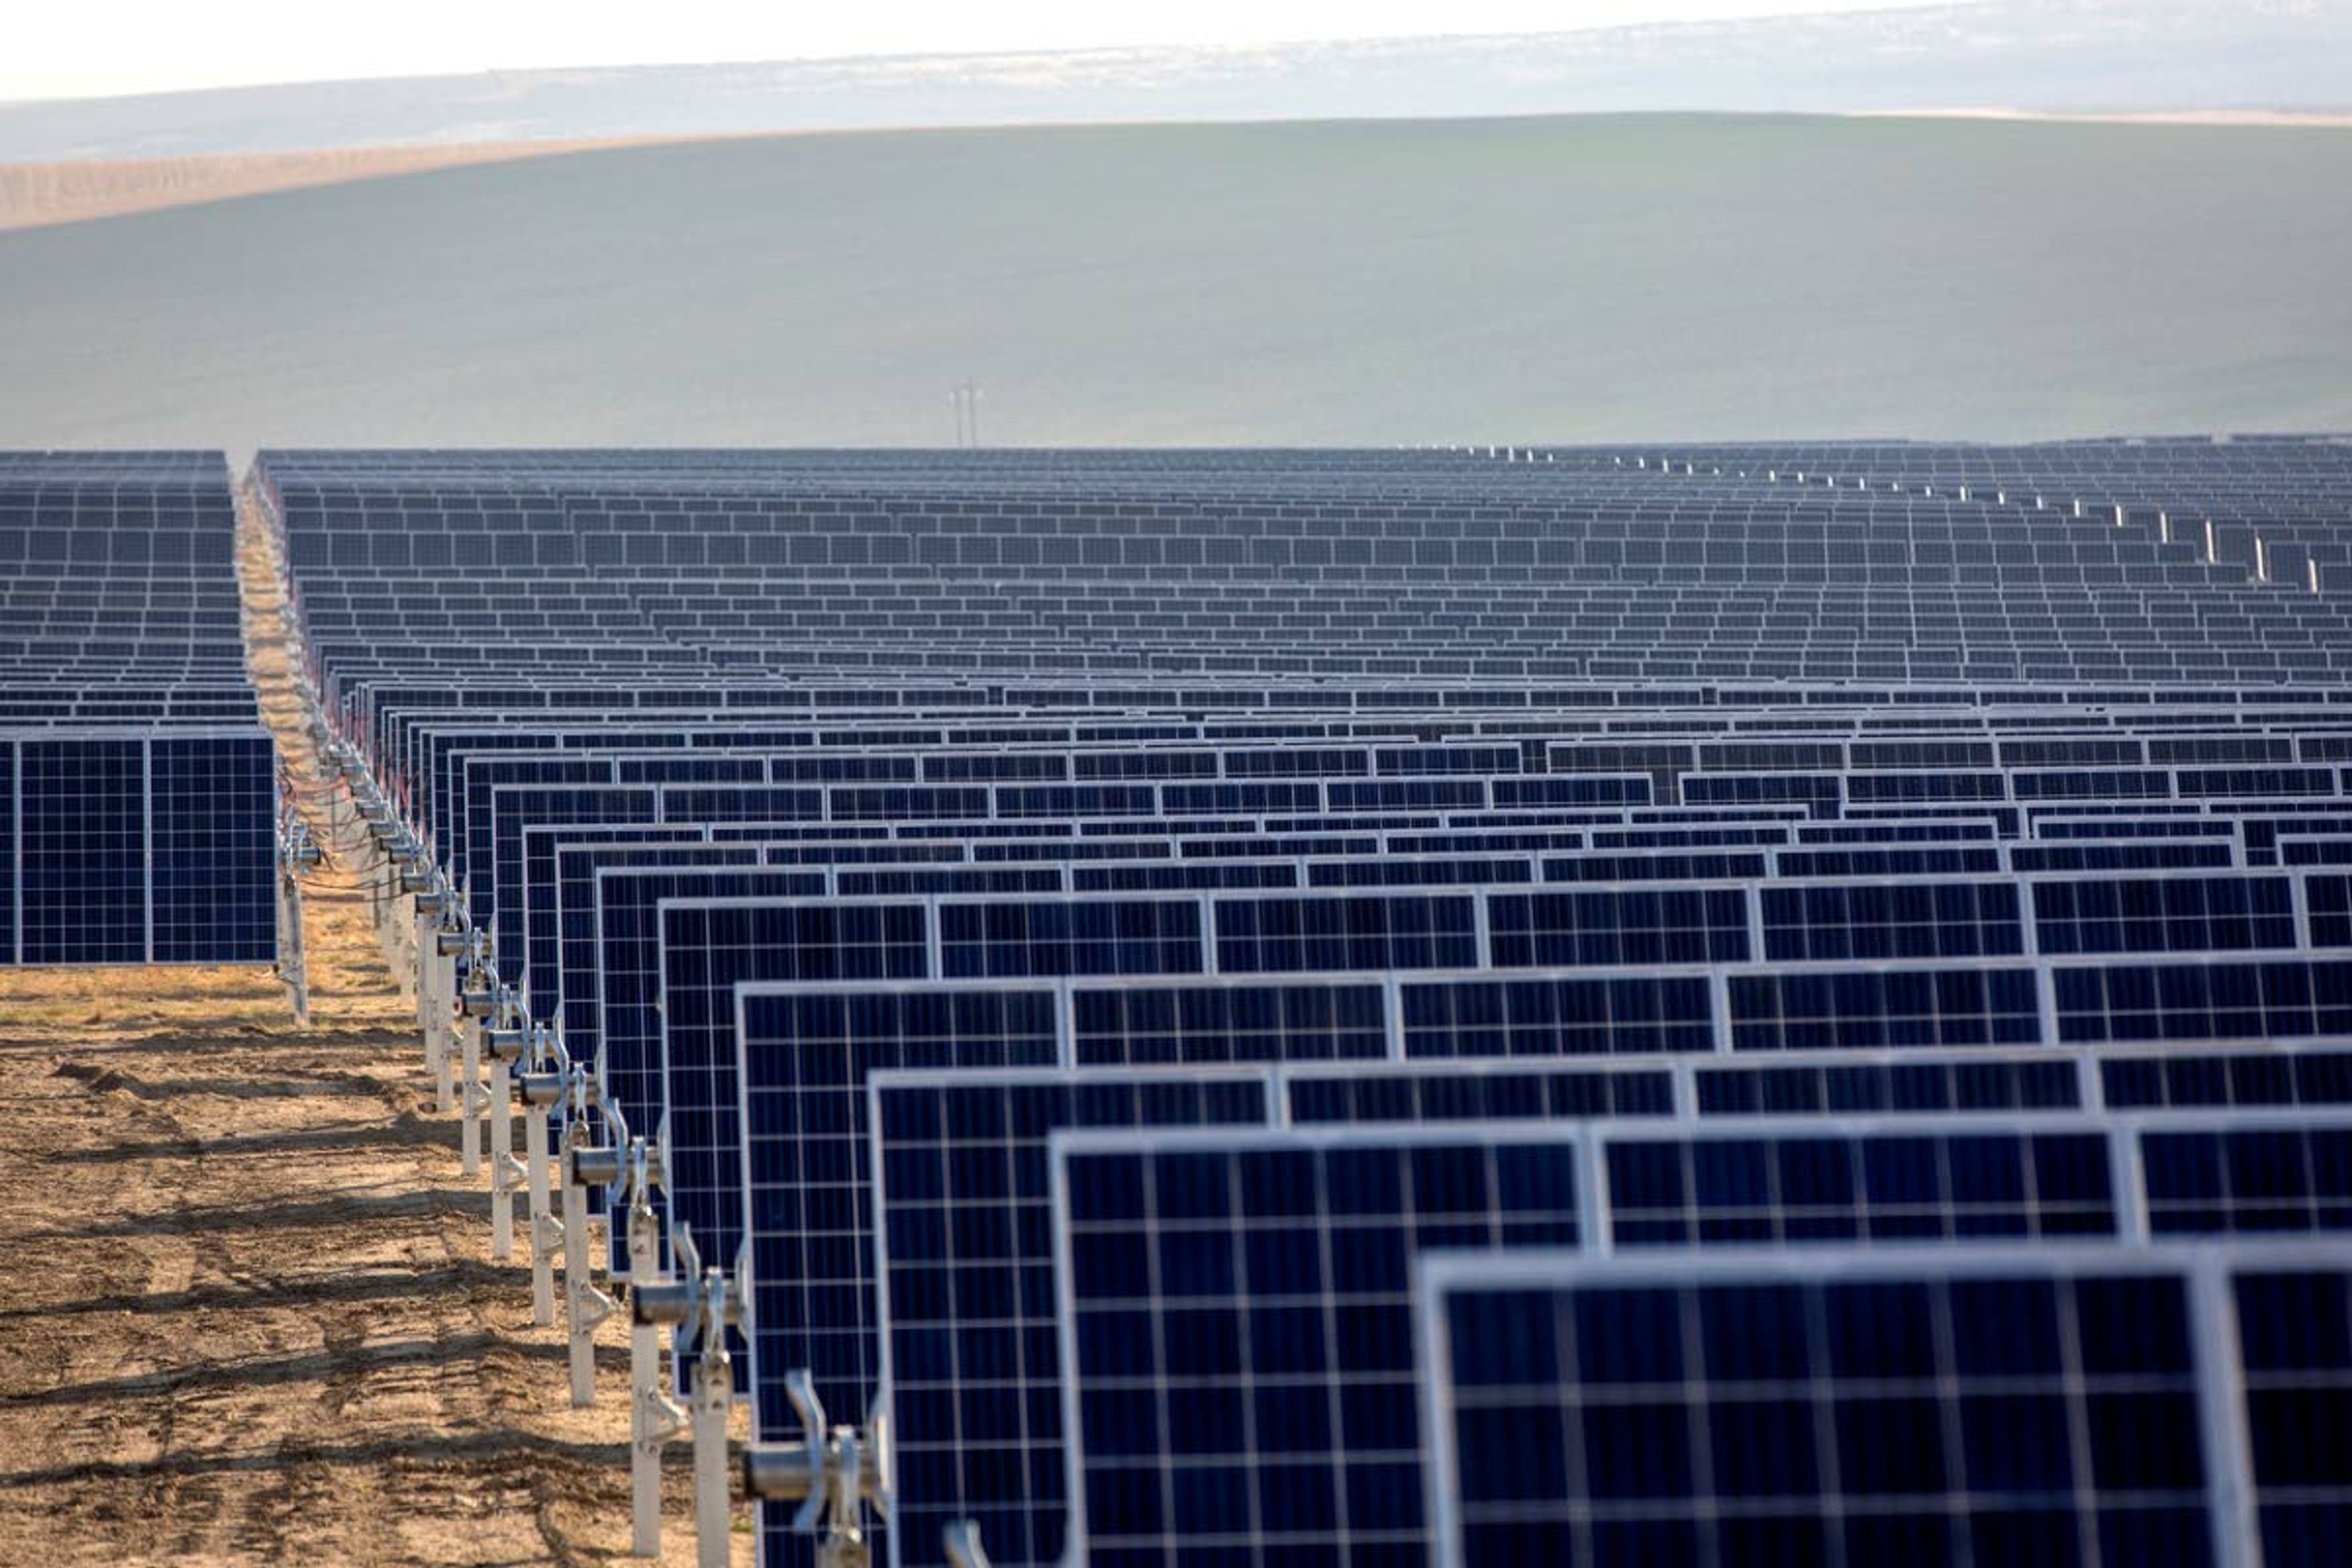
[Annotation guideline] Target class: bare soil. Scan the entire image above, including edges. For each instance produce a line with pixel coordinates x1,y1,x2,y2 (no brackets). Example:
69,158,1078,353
0,136,778,232
0,500,751,1564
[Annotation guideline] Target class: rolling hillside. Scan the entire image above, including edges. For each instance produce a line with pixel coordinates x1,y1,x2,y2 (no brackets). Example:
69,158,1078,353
1,114,2346,448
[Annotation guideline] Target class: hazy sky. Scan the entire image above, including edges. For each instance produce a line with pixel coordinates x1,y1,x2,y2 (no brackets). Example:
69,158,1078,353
10,1,1949,102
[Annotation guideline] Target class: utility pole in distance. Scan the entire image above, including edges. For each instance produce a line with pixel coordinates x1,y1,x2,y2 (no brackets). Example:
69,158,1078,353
950,381,984,448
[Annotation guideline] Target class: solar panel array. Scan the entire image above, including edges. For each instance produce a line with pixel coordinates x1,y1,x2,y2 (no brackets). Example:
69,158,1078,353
262,442,2352,1567
1,453,274,965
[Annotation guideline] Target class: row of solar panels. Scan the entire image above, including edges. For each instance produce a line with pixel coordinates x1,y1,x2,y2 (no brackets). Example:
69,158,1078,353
0,454,244,679
317,738,2352,1568
477,832,2352,1568
306,640,2352,688
482,739,2352,1568
333,681,2352,748
1615,433,2352,518
378,793,2352,1568
260,448,2345,711
374,711,2352,780
383,711,2352,844
699,974,2352,1566
1596,445,2352,588
0,731,276,966
273,447,2352,1566
0,454,274,968
260,439,2352,604
411,743,2352,961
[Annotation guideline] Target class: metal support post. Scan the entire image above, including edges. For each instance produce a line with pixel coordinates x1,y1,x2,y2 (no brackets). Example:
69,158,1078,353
413,897,435,1036
283,869,310,1025
428,940,454,1109
393,892,417,1002
276,829,313,1025
625,1134,686,1557
520,1062,564,1327
486,1007,525,1261
426,917,461,1113
459,1015,483,1178
564,1123,621,1408
691,1284,736,1568
456,941,494,1175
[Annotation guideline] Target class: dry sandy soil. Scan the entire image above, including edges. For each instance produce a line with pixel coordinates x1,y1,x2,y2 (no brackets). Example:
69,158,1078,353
0,140,692,231
0,502,751,1564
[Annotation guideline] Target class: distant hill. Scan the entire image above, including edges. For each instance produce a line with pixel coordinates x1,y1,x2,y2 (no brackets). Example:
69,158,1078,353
2,114,2347,453
3,1,2347,162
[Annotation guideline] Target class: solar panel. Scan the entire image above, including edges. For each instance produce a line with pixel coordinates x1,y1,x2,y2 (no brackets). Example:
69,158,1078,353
865,1066,1276,1568
1417,1248,2230,1568
2138,1114,2352,1236
1051,1125,1588,1567
241,442,2352,1568
590,867,835,1125
1283,1060,1676,1125
1694,1051,2086,1116
1069,977,1390,1066
3,730,274,966
2101,1048,2352,1110
2231,1261,2352,1564
732,983,1068,1424
1596,1118,2122,1246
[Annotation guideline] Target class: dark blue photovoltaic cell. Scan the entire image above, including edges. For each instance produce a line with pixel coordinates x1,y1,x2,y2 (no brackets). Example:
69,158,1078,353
1761,881,2024,961
1057,1130,1583,1568
2304,874,2352,947
1695,1057,2082,1117
0,742,12,962
1213,893,1481,972
736,987,1062,1408
2054,959,2352,1044
549,837,752,1041
735,989,1065,1568
654,901,930,1281
2139,1125,2352,1235
149,735,276,963
533,827,724,1011
1602,1128,2117,1246
593,867,832,1153
1487,886,1748,967
873,1070,1273,1568
18,737,146,963
1399,973,1714,1058
2034,875,2299,956
1284,1064,1673,1125
1729,967,2041,1051
1071,981,1389,1066
2100,1050,2352,1110
2232,1268,2352,1565
939,900,1205,978
1429,1259,2217,1568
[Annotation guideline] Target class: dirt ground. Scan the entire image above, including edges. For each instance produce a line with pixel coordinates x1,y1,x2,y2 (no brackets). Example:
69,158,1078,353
0,500,751,1564
0,133,807,232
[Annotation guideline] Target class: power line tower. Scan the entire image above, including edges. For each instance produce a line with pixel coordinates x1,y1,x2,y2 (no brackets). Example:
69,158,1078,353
950,381,984,448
